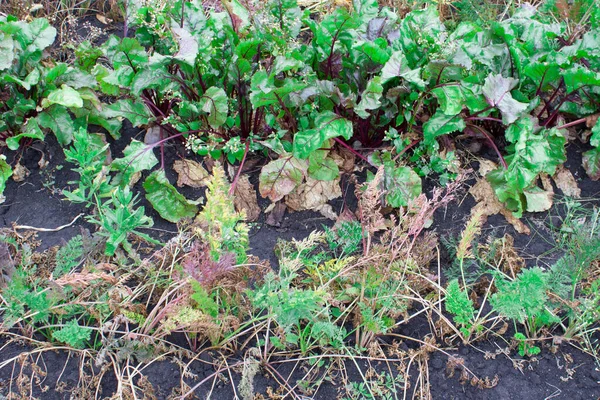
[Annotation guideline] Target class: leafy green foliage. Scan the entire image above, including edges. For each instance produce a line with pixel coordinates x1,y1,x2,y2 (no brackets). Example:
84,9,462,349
53,235,84,278
487,117,566,216
491,267,559,335
514,332,541,357
0,17,118,149
88,187,158,256
63,128,111,205
0,155,12,201
52,319,92,349
445,279,475,336
143,170,198,224
324,220,364,256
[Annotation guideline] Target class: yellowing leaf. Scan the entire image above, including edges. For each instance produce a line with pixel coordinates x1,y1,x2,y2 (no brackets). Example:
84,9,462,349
173,159,209,188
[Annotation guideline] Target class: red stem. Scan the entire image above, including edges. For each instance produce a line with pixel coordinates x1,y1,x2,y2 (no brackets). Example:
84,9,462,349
228,140,250,196
555,117,588,130
333,137,372,165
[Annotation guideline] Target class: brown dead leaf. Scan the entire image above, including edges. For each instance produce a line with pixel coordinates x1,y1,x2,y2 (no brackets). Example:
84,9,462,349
331,147,355,173
540,174,553,192
553,165,581,198
319,204,338,220
469,178,530,235
285,177,342,212
12,163,29,182
173,159,209,188
38,153,48,169
266,202,287,227
586,113,600,128
96,14,113,25
233,175,260,222
477,159,498,176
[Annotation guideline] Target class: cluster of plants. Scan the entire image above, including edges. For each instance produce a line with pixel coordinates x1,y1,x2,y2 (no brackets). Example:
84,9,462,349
2,0,600,222
444,201,600,357
1,0,600,397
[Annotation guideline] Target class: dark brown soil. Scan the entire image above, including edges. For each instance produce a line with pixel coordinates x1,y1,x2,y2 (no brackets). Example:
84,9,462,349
1,125,600,399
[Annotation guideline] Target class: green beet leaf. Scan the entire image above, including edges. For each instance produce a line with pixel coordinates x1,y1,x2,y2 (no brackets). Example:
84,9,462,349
143,170,198,223
355,77,383,118
308,150,339,181
422,110,466,147
0,33,14,71
111,140,158,187
199,87,228,129
0,155,12,201
43,84,84,109
293,111,352,159
384,165,422,207
432,85,465,116
6,118,44,150
105,99,154,127
37,105,75,146
583,147,600,181
482,74,528,124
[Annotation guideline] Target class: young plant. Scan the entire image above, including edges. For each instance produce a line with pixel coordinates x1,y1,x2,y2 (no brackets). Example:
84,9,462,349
87,187,158,256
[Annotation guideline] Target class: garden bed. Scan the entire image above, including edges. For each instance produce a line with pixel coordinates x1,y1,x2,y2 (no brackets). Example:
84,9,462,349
1,0,600,399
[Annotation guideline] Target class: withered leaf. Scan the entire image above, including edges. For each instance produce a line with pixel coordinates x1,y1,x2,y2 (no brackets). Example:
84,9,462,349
259,156,308,202
553,165,581,198
12,163,29,182
470,178,530,235
173,159,209,188
266,202,287,227
233,175,260,222
285,177,342,213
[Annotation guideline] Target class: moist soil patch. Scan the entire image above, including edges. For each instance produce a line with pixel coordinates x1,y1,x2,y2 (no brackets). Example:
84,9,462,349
1,126,600,399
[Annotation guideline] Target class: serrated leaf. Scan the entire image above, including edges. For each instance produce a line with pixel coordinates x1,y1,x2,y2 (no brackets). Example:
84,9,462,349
143,170,198,223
